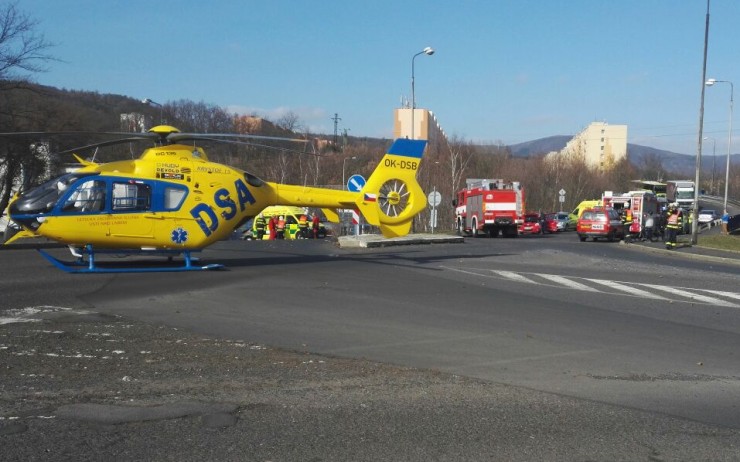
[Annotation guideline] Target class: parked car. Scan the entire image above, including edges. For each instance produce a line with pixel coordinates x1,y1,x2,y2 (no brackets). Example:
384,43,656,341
698,209,718,224
519,213,543,235
542,213,559,233
553,212,572,231
577,206,625,242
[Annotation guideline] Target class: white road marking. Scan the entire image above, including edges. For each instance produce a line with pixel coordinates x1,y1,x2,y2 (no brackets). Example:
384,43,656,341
442,266,740,308
695,289,740,301
491,270,537,284
537,274,600,292
585,279,670,300
638,284,740,308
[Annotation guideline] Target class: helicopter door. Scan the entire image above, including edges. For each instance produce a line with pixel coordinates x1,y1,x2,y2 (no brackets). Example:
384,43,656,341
108,180,155,239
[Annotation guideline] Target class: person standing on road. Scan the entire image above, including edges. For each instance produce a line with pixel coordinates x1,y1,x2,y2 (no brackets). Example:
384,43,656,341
643,213,654,241
721,210,730,235
298,213,309,239
254,213,266,240
268,215,277,240
622,209,633,242
665,206,682,250
312,214,320,239
276,215,286,239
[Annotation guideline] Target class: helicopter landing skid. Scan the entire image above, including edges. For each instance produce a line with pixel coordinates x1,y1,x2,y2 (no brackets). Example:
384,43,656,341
38,246,224,273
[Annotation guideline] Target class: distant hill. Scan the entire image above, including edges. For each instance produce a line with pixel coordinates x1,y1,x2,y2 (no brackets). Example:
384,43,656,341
507,136,738,176
507,136,572,157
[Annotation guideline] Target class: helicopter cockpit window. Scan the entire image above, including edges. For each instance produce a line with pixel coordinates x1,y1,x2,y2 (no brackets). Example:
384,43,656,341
11,173,89,215
112,181,151,211
164,187,187,210
62,179,107,213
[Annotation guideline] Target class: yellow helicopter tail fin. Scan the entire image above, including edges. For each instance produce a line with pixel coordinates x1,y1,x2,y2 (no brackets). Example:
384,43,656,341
355,138,427,238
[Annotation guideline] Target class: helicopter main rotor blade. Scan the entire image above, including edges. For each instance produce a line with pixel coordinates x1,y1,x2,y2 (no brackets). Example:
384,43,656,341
190,137,322,157
167,132,311,144
56,137,154,154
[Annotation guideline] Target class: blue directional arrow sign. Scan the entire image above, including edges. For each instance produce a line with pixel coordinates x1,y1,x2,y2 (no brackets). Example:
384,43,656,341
347,174,366,192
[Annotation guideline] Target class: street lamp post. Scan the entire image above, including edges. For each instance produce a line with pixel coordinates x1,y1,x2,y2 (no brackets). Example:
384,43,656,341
142,98,163,124
705,78,734,213
342,156,357,190
411,46,434,140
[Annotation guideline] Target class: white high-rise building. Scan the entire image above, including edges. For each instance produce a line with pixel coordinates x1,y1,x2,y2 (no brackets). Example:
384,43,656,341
548,122,628,170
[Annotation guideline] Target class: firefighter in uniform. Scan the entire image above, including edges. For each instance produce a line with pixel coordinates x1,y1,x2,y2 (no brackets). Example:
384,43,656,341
622,209,633,242
254,213,266,240
665,205,682,250
298,214,309,239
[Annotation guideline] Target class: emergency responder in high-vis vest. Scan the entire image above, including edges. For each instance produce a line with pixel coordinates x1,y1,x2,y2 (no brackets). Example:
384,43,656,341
298,214,308,239
665,205,682,250
622,209,633,242
254,213,266,240
276,215,286,239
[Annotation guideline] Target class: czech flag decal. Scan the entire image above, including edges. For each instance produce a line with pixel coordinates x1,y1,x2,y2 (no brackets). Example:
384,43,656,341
364,193,377,202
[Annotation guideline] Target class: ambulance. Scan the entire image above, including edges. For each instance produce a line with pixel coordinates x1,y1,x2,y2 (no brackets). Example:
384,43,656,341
246,206,327,240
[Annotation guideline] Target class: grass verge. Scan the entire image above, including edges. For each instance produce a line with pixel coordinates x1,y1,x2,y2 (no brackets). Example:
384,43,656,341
697,233,740,252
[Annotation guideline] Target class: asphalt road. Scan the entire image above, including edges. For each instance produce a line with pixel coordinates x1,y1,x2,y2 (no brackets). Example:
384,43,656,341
2,231,740,461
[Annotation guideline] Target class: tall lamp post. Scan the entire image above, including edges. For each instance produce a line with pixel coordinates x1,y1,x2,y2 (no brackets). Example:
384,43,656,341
705,78,733,213
142,98,163,124
342,156,357,190
411,46,434,140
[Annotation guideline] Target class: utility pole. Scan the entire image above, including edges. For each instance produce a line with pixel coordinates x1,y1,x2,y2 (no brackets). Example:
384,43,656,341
331,113,341,149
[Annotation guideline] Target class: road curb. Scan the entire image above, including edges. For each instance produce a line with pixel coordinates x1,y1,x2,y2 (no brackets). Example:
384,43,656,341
338,233,464,248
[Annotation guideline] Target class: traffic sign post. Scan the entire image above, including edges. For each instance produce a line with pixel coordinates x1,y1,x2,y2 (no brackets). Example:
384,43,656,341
559,188,566,212
428,188,442,234
346,175,366,235
347,174,366,193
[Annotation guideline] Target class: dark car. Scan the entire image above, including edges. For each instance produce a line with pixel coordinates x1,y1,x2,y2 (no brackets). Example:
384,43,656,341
577,206,625,242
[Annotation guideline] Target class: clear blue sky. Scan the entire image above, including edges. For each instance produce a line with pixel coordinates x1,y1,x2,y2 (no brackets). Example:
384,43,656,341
18,0,740,156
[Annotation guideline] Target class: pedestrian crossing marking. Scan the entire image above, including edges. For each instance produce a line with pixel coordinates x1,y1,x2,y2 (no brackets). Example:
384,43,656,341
494,270,537,284
639,284,739,307
443,267,740,308
585,279,670,300
538,274,600,292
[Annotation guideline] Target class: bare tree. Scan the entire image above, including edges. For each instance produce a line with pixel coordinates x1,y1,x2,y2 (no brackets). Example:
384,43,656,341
276,111,302,132
0,2,55,218
0,2,54,81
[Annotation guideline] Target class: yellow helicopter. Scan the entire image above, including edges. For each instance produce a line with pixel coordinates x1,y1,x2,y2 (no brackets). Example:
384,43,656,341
3,125,427,272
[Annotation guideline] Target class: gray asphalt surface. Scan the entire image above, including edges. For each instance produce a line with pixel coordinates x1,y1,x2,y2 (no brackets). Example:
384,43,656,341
2,232,740,461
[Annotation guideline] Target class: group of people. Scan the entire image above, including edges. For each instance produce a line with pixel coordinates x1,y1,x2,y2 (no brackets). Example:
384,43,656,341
621,205,732,250
619,206,679,248
251,212,321,240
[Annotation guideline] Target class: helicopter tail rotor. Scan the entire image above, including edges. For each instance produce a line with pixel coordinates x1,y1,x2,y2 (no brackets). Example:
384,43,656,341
355,138,427,237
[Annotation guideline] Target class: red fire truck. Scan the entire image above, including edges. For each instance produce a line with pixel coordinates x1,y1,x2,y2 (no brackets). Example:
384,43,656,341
453,179,525,237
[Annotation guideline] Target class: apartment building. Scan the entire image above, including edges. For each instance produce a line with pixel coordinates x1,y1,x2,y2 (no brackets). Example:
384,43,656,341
548,122,628,170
